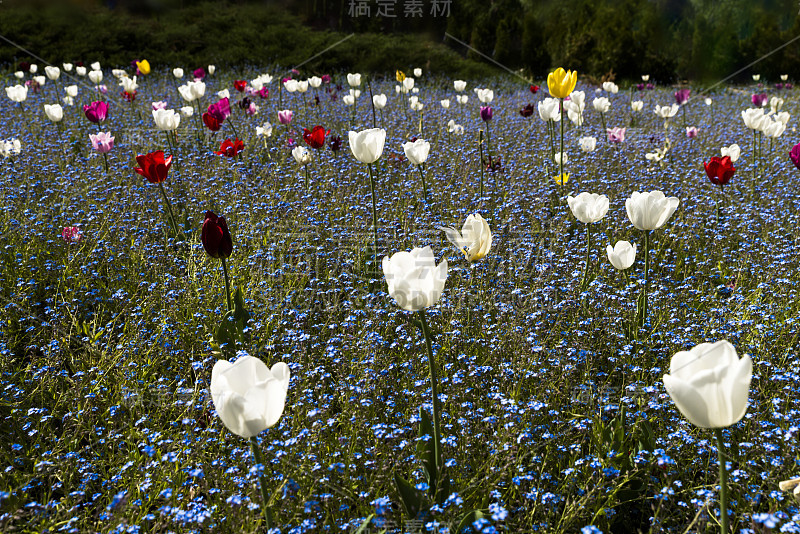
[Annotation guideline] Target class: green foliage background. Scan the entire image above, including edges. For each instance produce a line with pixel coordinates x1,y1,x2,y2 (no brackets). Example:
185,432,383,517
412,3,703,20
0,0,799,81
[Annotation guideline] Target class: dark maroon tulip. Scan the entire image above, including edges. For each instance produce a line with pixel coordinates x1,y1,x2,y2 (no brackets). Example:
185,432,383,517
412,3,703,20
83,101,109,123
193,67,206,80
202,211,233,259
480,106,493,122
675,89,690,105
790,142,800,171
520,104,534,117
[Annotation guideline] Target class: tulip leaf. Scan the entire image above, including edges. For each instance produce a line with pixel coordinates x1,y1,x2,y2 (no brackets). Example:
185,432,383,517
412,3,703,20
393,472,425,520
213,287,252,354
416,407,438,498
454,509,486,533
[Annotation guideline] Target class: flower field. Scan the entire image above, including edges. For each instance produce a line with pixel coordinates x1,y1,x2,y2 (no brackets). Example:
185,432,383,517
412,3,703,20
2,63,800,534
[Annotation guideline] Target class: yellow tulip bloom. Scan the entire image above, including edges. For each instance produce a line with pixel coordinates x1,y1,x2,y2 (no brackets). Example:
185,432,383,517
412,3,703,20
136,59,151,75
547,68,577,99
396,70,406,82
553,173,570,186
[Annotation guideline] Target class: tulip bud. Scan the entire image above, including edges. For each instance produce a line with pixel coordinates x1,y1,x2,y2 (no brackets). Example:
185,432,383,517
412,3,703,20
606,241,636,270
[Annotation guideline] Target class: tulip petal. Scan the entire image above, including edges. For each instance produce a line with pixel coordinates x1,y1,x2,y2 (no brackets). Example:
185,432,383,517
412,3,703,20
663,373,713,428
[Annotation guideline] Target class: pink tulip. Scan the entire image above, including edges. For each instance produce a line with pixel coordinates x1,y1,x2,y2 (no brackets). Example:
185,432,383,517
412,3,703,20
607,127,626,143
152,101,168,111
278,109,293,124
90,132,114,153
686,126,698,138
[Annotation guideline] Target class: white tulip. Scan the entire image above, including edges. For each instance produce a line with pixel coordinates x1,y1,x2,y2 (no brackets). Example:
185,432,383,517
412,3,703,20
593,97,610,113
763,118,786,139
395,85,401,94
705,98,713,106
625,191,680,231
720,144,740,163
120,75,138,93
602,81,618,94
29,64,38,73
292,146,312,165
454,80,467,92
296,80,309,93
440,99,450,109
538,97,561,122
112,69,126,79
579,136,596,152
343,94,355,106
90,62,101,71
210,356,290,438
76,66,87,76
402,139,430,165
88,70,103,84
373,94,387,109
62,96,74,106
631,100,643,112
742,108,767,130
180,106,194,117
349,89,361,99
457,95,468,105
554,152,569,165
217,89,230,99
752,74,760,81
308,76,322,88
43,103,63,122
663,340,751,429
476,88,494,103
14,71,24,79
606,241,637,270
152,109,181,131
62,63,73,72
447,119,464,135
403,77,415,92
641,75,650,82
347,72,361,87
776,111,790,125
283,79,298,92
1,138,22,158
33,76,46,87
348,128,386,164
5,85,28,103
567,192,609,224
654,104,679,118
770,96,784,113
208,65,216,75
173,68,184,79
45,66,60,81
256,122,273,137
438,213,492,263
414,68,422,77
383,246,448,311
65,85,78,97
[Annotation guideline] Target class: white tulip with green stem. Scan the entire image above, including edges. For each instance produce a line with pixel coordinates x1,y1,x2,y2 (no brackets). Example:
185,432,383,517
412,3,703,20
211,355,290,531
625,191,679,327
567,193,609,290
383,246,448,499
349,128,386,270
402,138,431,203
663,340,752,533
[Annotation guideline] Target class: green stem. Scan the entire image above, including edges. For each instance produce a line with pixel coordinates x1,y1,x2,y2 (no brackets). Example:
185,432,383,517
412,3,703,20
559,99,565,196
367,76,377,128
714,428,730,533
581,223,591,291
600,112,606,138
641,230,651,326
418,309,442,474
478,130,485,198
221,257,233,313
367,163,379,269
752,129,757,197
418,164,428,203
304,164,310,191
249,436,275,530
157,181,180,237
102,152,109,173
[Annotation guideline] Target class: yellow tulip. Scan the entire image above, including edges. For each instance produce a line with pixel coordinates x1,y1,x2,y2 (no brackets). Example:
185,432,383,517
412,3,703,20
547,68,577,99
396,70,405,82
136,59,151,75
553,173,570,186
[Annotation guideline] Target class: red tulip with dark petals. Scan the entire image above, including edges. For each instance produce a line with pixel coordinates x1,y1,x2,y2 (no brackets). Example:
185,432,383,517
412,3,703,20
201,211,233,259
216,138,244,158
203,112,222,132
234,80,247,92
704,156,735,189
303,125,330,149
135,150,173,184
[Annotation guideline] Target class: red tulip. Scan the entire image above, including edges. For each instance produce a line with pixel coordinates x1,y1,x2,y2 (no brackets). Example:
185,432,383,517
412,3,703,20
704,156,735,188
193,67,206,80
234,80,247,92
520,104,534,117
134,150,173,184
529,85,539,94
121,90,137,102
791,142,800,170
203,112,222,132
302,125,330,149
216,138,244,157
201,211,233,259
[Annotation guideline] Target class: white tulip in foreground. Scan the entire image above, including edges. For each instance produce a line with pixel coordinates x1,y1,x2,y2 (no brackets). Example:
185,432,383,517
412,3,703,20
402,139,430,166
720,144,740,163
568,192,609,224
44,104,64,123
606,240,636,270
372,94,387,110
382,246,447,312
625,191,679,231
210,356,290,438
438,213,492,263
349,128,386,164
663,340,752,429
152,109,180,131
